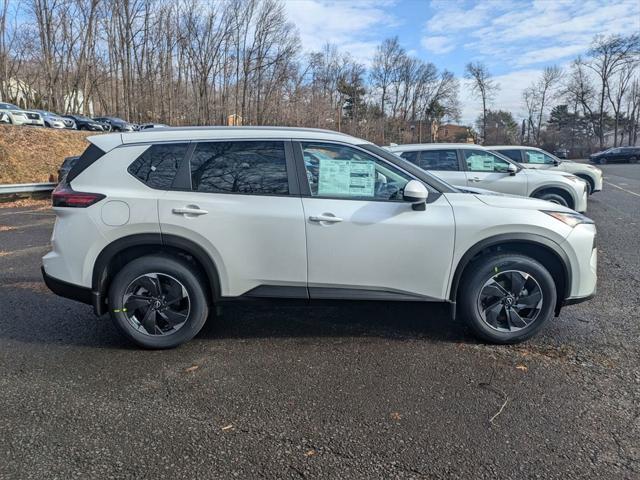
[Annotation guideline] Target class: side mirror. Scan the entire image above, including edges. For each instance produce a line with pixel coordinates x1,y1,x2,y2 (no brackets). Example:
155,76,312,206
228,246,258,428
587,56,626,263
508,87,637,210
507,164,518,176
403,180,428,211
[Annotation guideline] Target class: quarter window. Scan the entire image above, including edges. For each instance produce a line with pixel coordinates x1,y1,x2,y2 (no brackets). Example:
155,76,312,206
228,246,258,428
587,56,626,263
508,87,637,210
464,149,511,173
128,143,188,189
190,141,288,195
302,143,412,201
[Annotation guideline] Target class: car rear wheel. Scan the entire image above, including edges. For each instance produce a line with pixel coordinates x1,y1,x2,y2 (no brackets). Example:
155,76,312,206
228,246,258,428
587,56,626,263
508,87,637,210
630,156,638,164
535,192,568,207
458,253,557,344
108,255,209,349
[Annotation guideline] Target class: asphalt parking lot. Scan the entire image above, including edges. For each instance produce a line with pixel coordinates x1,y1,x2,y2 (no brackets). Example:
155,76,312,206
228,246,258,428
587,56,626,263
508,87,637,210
1,162,638,479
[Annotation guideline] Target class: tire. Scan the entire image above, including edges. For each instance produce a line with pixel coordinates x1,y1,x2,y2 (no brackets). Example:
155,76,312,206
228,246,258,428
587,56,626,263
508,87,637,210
629,156,638,164
536,192,568,207
599,158,607,164
108,254,210,349
458,253,557,344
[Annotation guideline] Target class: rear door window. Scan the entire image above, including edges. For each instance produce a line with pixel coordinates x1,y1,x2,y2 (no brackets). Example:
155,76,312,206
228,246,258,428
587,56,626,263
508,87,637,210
128,143,189,189
414,149,459,171
190,141,289,195
497,149,522,162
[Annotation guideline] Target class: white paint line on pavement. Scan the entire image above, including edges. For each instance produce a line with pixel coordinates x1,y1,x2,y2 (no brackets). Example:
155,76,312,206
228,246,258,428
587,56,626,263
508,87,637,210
605,181,640,198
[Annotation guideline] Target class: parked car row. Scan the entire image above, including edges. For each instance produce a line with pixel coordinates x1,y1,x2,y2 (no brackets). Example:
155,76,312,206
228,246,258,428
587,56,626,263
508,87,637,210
386,143,595,211
42,127,597,350
0,101,168,132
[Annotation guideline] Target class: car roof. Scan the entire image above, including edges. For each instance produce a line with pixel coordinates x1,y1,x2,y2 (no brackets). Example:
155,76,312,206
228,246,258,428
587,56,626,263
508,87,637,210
88,126,370,152
387,143,485,152
489,145,538,150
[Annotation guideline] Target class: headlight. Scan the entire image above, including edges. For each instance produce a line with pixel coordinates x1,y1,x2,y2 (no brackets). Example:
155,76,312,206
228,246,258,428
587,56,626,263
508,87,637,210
543,210,594,227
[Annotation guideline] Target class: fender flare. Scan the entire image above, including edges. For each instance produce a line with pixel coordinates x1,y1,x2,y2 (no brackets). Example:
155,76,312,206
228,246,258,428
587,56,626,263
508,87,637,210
92,233,221,314
530,184,577,207
448,233,572,302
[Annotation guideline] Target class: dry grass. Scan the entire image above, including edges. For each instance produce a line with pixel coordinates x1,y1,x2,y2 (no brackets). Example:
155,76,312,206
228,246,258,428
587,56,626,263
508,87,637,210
0,198,51,209
0,125,99,183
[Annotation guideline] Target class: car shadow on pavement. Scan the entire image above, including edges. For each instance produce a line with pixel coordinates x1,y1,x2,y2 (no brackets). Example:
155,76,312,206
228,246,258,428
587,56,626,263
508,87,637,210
199,301,470,344
0,282,472,348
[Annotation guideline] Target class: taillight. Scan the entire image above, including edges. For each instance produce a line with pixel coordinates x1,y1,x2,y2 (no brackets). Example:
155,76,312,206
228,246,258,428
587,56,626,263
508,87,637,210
52,182,105,208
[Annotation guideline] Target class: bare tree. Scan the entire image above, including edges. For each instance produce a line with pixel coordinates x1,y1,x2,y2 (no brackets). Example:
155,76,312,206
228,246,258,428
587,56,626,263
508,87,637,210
465,61,499,143
583,34,640,148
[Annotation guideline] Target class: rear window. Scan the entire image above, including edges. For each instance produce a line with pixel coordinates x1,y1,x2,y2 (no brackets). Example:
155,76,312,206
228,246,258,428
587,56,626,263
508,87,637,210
66,143,106,183
128,143,189,189
414,150,459,171
190,141,289,195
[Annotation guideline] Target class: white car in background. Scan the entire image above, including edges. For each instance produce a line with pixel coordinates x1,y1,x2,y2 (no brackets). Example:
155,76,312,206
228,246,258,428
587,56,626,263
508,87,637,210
387,144,588,212
489,146,603,195
0,102,45,126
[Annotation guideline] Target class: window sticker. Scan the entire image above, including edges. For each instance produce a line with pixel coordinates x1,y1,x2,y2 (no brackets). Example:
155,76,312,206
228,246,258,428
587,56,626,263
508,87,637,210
468,154,494,171
528,153,546,164
317,158,375,197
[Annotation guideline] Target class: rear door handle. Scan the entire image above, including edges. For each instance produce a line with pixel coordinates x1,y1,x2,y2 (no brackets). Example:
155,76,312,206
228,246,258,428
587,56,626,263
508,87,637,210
309,214,343,223
172,206,208,216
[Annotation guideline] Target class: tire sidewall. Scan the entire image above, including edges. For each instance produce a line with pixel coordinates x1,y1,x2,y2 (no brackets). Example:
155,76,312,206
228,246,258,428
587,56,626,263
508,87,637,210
108,255,209,349
538,192,568,207
459,255,557,344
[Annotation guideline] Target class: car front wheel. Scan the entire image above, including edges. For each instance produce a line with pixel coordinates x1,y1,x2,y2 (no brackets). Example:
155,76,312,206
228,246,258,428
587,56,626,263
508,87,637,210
458,253,557,344
108,255,210,349
535,192,569,207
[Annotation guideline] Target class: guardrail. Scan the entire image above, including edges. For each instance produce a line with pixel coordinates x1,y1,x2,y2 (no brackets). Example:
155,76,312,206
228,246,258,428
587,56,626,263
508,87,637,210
0,182,56,196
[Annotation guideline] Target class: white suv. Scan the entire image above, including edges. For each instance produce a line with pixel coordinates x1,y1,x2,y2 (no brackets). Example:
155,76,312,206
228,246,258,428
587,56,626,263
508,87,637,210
42,128,597,348
489,146,603,195
387,144,588,212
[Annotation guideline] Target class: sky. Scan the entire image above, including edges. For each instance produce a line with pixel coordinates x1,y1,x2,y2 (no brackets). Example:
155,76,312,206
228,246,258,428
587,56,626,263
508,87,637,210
284,0,640,124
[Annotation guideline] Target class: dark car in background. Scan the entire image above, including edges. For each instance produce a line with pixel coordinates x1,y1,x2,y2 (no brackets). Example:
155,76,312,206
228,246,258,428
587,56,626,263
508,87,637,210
92,116,135,132
63,114,105,131
590,146,640,164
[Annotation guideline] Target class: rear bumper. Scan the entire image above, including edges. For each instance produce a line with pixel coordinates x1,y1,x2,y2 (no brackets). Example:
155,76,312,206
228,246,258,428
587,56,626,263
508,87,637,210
564,290,596,306
42,266,106,316
41,266,92,306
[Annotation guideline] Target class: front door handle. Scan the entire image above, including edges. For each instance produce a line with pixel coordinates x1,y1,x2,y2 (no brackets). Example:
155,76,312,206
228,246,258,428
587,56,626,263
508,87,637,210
172,206,208,216
469,177,481,182
309,214,343,223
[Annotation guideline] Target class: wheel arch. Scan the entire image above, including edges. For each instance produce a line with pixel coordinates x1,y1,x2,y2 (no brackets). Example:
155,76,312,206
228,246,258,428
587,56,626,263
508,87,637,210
449,233,571,315
530,185,576,209
92,233,221,315
574,173,595,192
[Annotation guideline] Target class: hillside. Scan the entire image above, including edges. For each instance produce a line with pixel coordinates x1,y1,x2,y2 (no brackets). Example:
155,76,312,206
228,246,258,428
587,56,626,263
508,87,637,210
0,125,98,184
